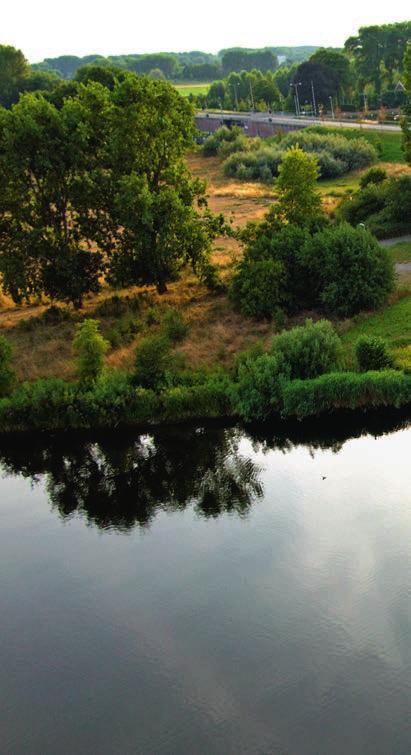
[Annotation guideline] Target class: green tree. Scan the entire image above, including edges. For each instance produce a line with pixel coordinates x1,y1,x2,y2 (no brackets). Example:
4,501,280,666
103,76,224,293
0,45,30,107
275,146,323,226
0,74,223,304
301,224,394,316
0,84,110,306
309,49,353,98
73,319,109,382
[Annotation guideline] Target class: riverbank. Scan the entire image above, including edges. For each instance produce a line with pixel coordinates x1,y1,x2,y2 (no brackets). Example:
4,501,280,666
0,368,410,434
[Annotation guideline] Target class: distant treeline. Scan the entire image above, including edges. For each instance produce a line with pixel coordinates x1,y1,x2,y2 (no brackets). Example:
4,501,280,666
31,46,319,81
196,22,411,112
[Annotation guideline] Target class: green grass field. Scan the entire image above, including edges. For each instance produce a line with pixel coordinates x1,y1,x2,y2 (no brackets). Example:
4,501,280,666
175,83,210,97
341,294,411,370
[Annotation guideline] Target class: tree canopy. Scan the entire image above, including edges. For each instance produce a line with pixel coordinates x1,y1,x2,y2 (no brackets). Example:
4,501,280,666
0,74,222,306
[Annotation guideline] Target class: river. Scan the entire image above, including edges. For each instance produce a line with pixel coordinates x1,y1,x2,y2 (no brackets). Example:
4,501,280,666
0,413,410,754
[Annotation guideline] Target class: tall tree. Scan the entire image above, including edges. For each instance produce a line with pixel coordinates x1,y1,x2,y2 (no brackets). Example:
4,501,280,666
0,45,30,107
102,76,224,292
0,74,223,303
0,84,110,306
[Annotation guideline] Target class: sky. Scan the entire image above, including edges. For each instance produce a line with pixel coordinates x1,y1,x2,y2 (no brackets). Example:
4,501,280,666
4,0,411,62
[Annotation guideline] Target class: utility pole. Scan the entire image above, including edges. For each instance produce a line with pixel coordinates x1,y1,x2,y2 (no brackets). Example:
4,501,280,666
311,80,317,117
329,96,335,119
290,82,301,116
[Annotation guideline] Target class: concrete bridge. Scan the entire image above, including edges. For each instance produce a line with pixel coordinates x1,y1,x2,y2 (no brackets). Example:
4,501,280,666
195,111,401,139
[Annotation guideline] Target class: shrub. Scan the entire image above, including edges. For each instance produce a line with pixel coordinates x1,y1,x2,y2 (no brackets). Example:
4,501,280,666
73,319,109,383
144,307,160,326
234,353,288,421
162,308,189,343
272,319,342,379
134,335,171,389
223,147,283,182
0,336,16,398
161,378,232,421
359,167,387,188
279,130,377,171
230,257,286,319
281,371,411,418
94,294,140,318
316,150,347,178
301,224,394,317
217,134,249,158
338,184,388,226
355,336,394,371
202,126,245,157
339,175,411,238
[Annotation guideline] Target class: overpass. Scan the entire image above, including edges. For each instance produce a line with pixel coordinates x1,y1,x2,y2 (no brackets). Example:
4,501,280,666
195,110,402,138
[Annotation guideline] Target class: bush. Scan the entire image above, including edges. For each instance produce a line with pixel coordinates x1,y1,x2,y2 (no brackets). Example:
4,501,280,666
282,371,411,418
316,150,347,178
272,319,342,379
301,224,394,317
338,184,388,226
279,130,377,171
223,147,283,182
0,336,16,398
202,126,245,157
359,167,387,188
134,335,171,389
217,134,249,158
161,378,232,421
355,336,394,371
0,378,79,431
73,319,109,383
162,308,189,342
339,175,411,238
234,353,287,421
230,257,286,319
94,294,140,318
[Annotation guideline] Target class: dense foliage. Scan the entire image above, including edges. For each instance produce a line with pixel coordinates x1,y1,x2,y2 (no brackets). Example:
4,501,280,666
355,336,394,371
220,128,376,182
232,220,393,320
73,319,109,383
0,75,223,305
339,175,411,238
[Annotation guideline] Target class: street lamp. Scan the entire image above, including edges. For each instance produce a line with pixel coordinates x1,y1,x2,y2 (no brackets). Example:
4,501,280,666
329,96,335,120
290,82,302,116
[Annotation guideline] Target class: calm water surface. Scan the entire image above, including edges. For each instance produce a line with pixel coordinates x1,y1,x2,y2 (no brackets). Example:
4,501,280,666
0,415,410,754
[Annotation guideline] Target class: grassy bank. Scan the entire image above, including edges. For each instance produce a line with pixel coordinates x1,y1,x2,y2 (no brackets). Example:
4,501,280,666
0,368,409,433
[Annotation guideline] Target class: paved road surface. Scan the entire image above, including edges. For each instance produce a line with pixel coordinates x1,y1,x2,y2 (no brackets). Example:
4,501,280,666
198,110,402,133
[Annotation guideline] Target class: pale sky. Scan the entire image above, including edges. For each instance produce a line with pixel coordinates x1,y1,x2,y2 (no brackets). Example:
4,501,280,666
4,0,411,63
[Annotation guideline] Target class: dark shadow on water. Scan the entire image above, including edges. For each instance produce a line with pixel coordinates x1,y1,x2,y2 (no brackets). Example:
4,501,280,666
0,407,409,531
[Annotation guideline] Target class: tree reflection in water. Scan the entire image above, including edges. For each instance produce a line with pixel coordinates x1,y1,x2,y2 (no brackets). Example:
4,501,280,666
0,410,409,532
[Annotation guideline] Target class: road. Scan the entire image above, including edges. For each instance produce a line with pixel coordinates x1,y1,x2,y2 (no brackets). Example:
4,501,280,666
197,110,402,133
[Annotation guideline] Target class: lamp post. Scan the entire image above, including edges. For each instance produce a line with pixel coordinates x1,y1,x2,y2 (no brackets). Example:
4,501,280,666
290,82,302,116
311,80,317,117
329,96,335,120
